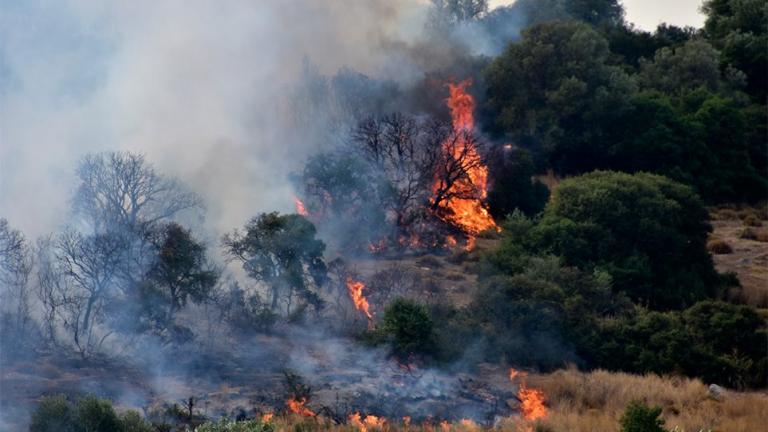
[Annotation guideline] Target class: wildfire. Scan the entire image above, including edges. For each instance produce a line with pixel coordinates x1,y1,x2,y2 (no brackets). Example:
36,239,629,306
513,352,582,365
348,412,386,431
285,397,316,417
260,412,274,423
294,196,309,216
508,368,547,422
346,276,373,320
432,80,498,238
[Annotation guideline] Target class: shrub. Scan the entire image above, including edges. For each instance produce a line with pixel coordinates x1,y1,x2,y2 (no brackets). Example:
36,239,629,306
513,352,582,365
75,395,123,432
706,239,732,254
620,401,666,432
739,227,758,240
380,298,435,359
743,214,763,227
195,419,274,432
29,395,77,432
120,410,153,432
529,171,719,309
714,208,739,220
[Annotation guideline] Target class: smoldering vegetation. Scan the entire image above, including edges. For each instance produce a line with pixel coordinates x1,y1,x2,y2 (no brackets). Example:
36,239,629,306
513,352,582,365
2,0,768,431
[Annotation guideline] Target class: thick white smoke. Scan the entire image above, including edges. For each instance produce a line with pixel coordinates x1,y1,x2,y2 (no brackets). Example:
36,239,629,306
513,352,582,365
0,0,431,239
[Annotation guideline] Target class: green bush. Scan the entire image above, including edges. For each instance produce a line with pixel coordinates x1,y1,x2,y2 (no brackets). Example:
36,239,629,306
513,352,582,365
195,419,274,432
530,171,719,309
29,394,155,432
379,298,436,359
119,411,153,432
29,395,77,432
620,401,666,432
74,395,123,432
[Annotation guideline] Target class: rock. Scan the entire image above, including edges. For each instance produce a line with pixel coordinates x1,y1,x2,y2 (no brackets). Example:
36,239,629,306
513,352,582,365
708,384,725,398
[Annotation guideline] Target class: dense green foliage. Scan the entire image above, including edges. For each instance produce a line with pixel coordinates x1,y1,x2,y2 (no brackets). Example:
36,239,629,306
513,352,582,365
483,4,767,204
531,171,718,309
620,401,666,432
472,172,767,387
29,395,151,432
223,213,327,314
487,148,549,218
378,298,436,360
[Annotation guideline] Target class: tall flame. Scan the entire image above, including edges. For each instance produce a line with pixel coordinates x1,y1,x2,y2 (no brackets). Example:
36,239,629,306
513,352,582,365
433,80,498,239
346,276,372,320
509,368,548,422
294,196,309,216
286,397,316,417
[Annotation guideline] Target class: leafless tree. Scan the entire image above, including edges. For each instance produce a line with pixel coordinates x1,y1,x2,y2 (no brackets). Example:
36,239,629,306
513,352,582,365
351,113,442,230
0,218,34,340
73,151,202,233
39,229,126,357
428,125,486,213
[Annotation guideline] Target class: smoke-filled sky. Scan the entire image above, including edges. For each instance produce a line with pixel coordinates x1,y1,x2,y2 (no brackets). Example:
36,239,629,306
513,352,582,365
490,0,706,30
0,0,707,239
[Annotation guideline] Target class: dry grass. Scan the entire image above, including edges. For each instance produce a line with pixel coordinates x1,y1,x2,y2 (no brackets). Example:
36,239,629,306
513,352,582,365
706,239,733,254
235,369,767,432
528,368,768,432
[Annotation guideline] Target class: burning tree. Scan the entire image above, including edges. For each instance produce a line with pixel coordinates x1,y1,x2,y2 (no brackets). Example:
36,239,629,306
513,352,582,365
223,212,327,315
295,79,498,253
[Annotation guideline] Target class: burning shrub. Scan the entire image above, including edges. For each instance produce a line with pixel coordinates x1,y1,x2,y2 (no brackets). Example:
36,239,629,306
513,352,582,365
619,401,666,432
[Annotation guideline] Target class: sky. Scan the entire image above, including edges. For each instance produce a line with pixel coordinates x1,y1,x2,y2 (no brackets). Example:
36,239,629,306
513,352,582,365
490,0,705,30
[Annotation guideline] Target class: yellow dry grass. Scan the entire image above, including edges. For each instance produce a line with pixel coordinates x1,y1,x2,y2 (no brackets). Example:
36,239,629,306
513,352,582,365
242,368,768,432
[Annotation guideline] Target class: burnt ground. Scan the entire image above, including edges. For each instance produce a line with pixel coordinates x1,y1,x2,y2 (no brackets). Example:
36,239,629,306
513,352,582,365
0,238,516,430
1,332,520,430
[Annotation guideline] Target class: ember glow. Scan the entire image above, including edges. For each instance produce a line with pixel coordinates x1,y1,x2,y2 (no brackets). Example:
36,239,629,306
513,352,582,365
294,196,309,216
346,276,373,320
509,368,548,422
285,397,316,417
432,80,498,239
260,412,274,423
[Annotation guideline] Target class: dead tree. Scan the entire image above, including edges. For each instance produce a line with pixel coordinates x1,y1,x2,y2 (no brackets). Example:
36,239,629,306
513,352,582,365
43,229,126,357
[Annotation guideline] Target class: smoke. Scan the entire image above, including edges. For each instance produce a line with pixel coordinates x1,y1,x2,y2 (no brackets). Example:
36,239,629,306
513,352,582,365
0,0,435,240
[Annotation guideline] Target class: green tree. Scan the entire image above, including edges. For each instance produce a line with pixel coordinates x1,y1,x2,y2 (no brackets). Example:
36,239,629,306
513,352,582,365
531,171,718,309
484,21,635,174
637,39,742,95
703,0,767,101
620,401,666,432
487,147,549,218
223,213,327,314
380,298,436,359
29,395,77,432
141,223,218,329
75,395,123,432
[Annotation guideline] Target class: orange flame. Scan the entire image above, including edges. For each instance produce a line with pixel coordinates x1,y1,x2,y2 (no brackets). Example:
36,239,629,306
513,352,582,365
261,412,274,423
286,397,316,417
508,368,547,422
433,80,498,236
403,416,412,427
460,418,480,430
294,196,309,216
346,276,373,320
348,412,386,431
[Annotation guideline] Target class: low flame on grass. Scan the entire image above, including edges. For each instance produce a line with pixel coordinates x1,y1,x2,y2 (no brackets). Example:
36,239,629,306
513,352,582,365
260,412,274,423
285,397,316,417
348,412,386,431
509,368,547,422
